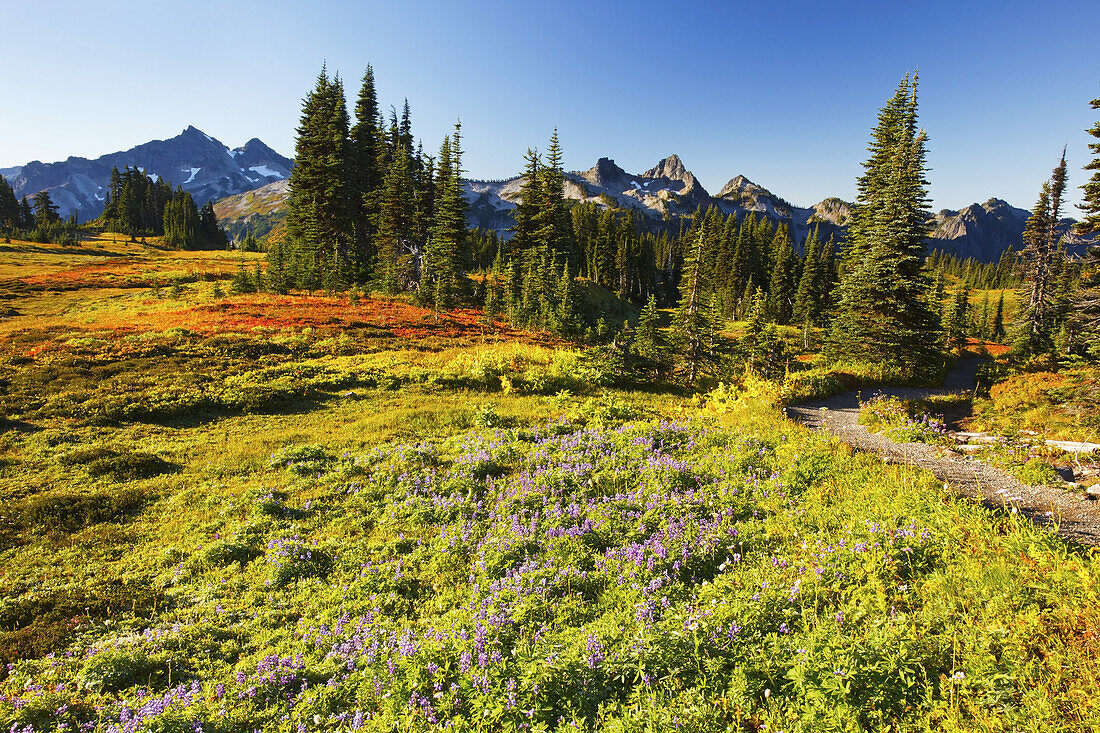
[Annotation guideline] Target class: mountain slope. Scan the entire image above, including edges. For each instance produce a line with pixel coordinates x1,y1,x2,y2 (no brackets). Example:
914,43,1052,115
4,127,291,222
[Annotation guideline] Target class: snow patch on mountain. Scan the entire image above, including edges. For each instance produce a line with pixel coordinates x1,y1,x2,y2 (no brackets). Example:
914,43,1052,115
249,165,282,178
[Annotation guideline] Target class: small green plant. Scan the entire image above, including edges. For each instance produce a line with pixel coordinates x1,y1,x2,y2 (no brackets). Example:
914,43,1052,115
268,444,335,476
1012,457,1063,486
265,537,332,587
473,402,500,428
858,394,951,445
78,647,167,693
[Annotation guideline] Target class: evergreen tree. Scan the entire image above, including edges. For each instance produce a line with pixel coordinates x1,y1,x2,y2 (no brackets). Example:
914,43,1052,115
557,261,580,335
793,228,823,347
198,202,228,249
1069,245,1100,358
1016,150,1068,354
826,74,941,377
423,122,469,310
671,230,721,385
1079,85,1100,235
539,129,574,262
945,287,969,353
977,290,990,340
509,149,544,259
482,254,502,326
19,198,33,230
991,291,1006,341
375,142,418,293
348,65,384,277
163,189,200,249
32,191,60,228
632,294,667,377
266,240,290,295
0,175,20,231
764,228,796,324
282,66,351,292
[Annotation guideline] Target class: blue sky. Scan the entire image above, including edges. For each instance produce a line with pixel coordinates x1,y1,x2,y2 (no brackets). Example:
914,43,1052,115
2,0,1097,213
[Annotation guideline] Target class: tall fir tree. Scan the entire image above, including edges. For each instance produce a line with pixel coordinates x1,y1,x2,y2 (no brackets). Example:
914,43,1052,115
632,294,667,378
1068,245,1100,358
945,287,970,353
671,229,721,385
539,129,574,262
764,228,797,324
348,66,384,278
1016,150,1068,355
1079,85,1100,235
826,74,941,377
163,189,200,249
375,142,418,294
32,191,60,228
793,228,824,347
991,291,1006,341
423,122,469,310
0,175,20,231
510,149,545,261
281,66,351,292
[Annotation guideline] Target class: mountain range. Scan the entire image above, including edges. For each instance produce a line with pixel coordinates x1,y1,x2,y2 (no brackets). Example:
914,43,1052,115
220,154,1095,262
5,130,1094,261
0,126,292,222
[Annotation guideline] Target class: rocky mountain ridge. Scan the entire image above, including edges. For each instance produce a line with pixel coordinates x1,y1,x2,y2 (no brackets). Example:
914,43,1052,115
2,126,292,222
462,155,852,244
119,143,1095,262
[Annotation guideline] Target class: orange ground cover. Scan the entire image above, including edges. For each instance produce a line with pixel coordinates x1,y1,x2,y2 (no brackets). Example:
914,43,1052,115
964,337,1011,357
141,295,546,343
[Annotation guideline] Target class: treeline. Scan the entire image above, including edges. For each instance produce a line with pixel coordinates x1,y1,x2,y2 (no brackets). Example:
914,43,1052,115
98,167,227,249
0,176,80,244
926,249,1019,290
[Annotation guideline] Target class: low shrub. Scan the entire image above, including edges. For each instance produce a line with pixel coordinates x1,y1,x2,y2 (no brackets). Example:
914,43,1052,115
14,487,151,534
1011,457,1063,486
264,537,332,587
78,647,169,693
858,394,951,445
58,445,176,480
267,444,335,477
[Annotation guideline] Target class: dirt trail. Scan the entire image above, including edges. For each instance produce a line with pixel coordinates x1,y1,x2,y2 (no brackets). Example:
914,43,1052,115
785,359,1100,547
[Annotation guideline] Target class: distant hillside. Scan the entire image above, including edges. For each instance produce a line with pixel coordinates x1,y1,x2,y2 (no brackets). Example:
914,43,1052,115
3,126,291,223
213,179,290,244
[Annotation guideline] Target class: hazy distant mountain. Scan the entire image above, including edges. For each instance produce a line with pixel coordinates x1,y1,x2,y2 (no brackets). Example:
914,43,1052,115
2,126,291,222
214,153,1094,262
928,198,1093,261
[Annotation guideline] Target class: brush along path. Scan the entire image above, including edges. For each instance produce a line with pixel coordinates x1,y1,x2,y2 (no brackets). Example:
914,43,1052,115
786,359,1100,547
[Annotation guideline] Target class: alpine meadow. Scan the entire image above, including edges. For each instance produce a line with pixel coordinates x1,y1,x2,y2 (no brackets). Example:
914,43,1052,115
2,5,1100,732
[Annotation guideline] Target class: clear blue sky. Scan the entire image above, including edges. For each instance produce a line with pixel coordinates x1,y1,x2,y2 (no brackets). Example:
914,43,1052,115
2,0,1097,213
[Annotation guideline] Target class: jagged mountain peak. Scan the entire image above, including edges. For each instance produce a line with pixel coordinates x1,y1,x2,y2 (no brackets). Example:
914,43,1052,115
717,175,763,199
581,157,630,188
642,155,706,197
643,154,687,181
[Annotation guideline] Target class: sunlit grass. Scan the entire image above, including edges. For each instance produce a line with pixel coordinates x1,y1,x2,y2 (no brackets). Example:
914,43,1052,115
0,240,1098,731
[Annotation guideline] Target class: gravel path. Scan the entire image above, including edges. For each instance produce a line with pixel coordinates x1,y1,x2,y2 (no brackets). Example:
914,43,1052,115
785,359,1100,547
